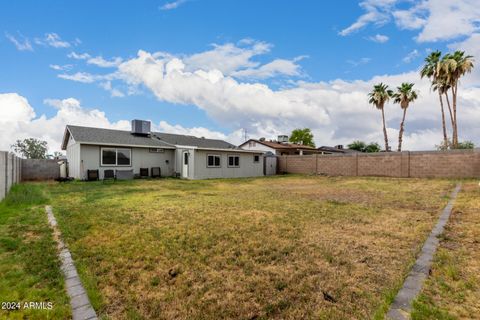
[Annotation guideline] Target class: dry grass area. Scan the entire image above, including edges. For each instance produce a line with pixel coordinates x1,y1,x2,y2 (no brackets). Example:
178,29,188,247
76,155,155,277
45,175,455,319
412,182,480,320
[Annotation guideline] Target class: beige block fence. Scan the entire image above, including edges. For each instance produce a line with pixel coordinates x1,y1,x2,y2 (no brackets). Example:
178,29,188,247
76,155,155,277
278,149,480,178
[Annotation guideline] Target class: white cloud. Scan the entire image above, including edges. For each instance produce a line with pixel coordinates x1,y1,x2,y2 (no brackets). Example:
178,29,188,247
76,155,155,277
87,56,123,68
67,51,123,68
55,40,480,150
343,0,480,42
392,3,427,30
231,58,303,79
411,0,480,42
339,0,396,36
68,51,91,60
368,34,389,43
5,32,33,51
99,81,125,97
159,0,187,10
0,93,36,122
346,57,371,67
35,33,71,48
0,93,235,153
58,72,97,83
49,64,73,71
184,41,271,75
402,49,419,63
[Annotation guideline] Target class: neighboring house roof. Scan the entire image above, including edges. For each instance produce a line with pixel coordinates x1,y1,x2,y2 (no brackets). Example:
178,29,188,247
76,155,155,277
239,139,317,150
317,146,359,154
61,125,242,151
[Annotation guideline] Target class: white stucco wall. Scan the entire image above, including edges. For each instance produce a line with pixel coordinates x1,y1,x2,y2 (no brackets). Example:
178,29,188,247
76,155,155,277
240,142,275,154
79,144,175,179
193,150,263,179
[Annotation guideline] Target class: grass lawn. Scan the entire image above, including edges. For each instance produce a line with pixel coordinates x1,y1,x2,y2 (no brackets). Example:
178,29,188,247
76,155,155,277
38,175,457,320
1,175,467,319
412,181,480,320
0,184,71,320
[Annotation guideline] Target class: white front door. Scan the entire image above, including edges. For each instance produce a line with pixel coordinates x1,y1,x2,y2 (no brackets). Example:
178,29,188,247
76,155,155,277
182,152,189,178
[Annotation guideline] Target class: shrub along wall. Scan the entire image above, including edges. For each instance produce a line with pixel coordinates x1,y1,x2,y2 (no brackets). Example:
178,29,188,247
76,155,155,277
278,149,480,178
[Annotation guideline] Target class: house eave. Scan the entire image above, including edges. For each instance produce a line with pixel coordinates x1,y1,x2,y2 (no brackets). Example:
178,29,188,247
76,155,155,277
77,142,176,149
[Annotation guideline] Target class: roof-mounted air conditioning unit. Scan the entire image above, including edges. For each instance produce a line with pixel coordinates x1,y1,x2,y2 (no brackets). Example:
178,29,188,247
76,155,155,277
131,119,151,136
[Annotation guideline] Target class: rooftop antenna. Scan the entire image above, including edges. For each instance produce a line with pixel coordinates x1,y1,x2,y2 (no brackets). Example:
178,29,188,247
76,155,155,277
243,128,248,142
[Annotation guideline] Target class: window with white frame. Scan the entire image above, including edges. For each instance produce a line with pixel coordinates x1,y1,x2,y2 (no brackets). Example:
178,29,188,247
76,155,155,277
101,148,131,166
228,155,240,167
207,154,221,168
253,155,260,163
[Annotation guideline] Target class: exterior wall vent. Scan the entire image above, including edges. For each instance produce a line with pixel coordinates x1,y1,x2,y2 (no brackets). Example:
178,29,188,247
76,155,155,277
131,119,151,135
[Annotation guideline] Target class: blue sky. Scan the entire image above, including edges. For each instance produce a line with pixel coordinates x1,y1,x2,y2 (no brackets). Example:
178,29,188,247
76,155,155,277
1,0,479,151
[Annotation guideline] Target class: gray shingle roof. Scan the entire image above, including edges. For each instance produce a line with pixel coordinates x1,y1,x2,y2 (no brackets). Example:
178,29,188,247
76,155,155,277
64,125,238,150
152,132,236,149
65,125,174,149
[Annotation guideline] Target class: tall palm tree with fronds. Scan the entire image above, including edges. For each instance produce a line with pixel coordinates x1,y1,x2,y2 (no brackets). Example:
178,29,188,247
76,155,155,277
438,51,474,147
420,51,449,148
368,83,393,151
393,83,418,151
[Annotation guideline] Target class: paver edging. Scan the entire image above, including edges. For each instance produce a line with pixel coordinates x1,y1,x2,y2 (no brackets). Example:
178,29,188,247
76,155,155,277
386,183,462,320
46,205,98,320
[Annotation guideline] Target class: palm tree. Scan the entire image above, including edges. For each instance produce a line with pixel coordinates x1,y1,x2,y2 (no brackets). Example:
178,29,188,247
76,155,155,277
431,77,453,148
420,51,449,148
393,83,418,151
438,51,474,148
368,83,393,151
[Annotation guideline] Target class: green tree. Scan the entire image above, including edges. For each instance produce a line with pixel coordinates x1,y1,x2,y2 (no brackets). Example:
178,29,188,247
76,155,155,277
364,142,381,153
368,83,393,151
289,128,315,147
436,139,474,150
347,140,366,152
11,138,48,159
347,141,381,153
438,51,474,148
393,83,418,151
455,141,474,149
421,51,449,148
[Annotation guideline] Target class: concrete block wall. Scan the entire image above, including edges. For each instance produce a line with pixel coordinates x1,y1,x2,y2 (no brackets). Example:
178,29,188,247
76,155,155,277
0,151,22,202
357,153,403,177
316,154,357,176
21,159,60,181
278,149,480,178
409,150,480,178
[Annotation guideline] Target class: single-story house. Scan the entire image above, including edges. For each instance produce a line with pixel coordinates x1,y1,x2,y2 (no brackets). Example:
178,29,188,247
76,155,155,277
239,136,319,155
61,120,264,180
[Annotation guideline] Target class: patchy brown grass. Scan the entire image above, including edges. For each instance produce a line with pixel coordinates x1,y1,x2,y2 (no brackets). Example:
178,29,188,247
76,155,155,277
412,182,480,320
46,175,455,319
